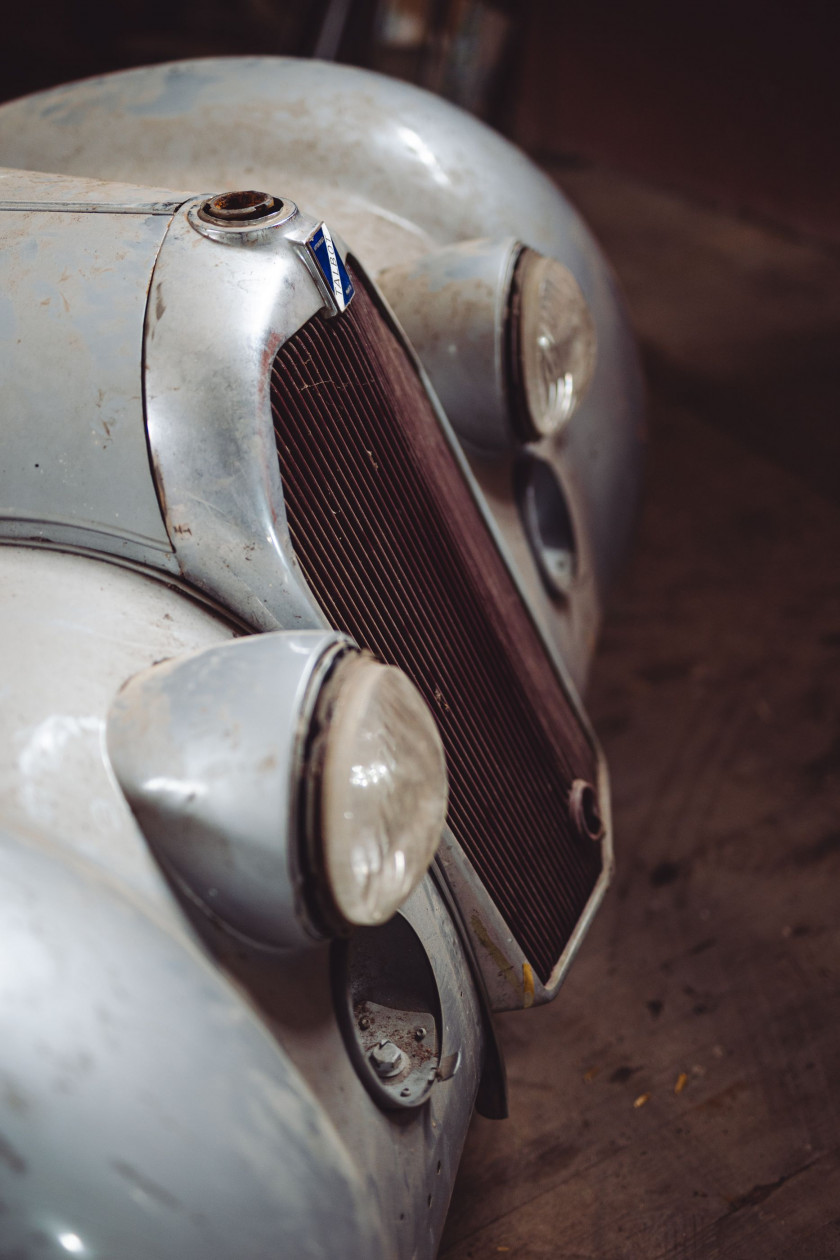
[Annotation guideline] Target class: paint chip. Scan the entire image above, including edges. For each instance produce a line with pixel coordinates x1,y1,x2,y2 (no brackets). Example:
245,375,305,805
674,1073,689,1094
633,1092,651,1108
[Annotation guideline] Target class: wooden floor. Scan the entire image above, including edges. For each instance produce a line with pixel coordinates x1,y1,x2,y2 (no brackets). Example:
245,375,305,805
440,168,840,1259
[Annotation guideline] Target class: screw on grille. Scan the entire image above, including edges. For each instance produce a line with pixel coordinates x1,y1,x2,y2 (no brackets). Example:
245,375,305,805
569,779,605,842
369,1040,408,1079
199,190,282,224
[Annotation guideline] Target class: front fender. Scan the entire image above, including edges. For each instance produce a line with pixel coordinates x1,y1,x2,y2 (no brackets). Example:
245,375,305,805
0,822,387,1260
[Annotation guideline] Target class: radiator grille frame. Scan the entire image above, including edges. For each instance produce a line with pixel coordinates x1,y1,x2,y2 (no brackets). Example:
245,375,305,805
270,264,606,991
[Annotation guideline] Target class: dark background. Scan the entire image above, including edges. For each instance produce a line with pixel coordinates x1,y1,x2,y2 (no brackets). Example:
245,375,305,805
2,0,838,244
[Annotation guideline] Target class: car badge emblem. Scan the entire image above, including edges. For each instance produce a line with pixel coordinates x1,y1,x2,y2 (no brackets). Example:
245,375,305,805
305,222,355,315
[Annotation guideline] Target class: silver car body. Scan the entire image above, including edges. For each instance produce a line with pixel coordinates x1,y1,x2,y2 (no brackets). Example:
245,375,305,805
0,58,643,1259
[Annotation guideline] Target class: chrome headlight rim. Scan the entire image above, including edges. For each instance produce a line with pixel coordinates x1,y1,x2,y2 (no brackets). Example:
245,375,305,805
301,649,449,933
506,245,598,444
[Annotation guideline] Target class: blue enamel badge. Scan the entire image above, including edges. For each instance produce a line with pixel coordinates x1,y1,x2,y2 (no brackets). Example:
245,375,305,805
305,223,355,314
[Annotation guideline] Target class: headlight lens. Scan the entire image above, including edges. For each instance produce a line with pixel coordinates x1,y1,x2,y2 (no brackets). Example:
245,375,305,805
317,655,448,926
512,248,597,440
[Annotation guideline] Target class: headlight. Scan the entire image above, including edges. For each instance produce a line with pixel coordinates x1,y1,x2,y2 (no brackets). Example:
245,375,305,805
377,239,595,455
108,632,447,947
510,248,597,441
312,655,448,927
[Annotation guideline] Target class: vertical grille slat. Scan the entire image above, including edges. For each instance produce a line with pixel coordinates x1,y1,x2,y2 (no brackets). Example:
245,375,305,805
271,270,601,983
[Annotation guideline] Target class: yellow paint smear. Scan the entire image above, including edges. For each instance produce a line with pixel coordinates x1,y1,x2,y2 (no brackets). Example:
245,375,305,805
633,1092,651,1108
522,962,535,1008
674,1072,689,1094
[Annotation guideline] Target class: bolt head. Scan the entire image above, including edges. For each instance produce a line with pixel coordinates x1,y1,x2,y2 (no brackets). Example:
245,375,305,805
414,1026,427,1041
569,779,605,842
369,1039,408,1078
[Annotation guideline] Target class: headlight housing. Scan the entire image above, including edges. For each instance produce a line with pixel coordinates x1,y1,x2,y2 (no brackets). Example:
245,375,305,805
107,632,447,948
308,654,448,928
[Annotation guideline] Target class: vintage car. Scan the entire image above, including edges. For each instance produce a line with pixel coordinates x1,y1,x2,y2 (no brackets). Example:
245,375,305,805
0,57,643,1258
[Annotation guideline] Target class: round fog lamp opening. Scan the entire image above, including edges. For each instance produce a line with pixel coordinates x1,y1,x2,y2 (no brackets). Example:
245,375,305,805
320,658,448,927
514,249,597,440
